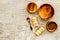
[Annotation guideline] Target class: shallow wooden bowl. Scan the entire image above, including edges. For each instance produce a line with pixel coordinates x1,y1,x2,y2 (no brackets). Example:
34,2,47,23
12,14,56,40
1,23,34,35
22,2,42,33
38,4,54,20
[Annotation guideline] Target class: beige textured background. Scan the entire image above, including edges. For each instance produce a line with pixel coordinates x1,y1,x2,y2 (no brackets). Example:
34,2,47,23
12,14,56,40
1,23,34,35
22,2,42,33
0,0,60,40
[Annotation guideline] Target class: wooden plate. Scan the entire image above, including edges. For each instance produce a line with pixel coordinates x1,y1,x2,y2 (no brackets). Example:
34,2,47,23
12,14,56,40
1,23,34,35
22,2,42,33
46,21,57,32
27,2,37,14
38,4,54,20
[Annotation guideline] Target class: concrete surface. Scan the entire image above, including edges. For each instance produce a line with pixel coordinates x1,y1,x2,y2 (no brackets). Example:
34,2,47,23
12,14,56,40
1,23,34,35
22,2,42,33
0,0,60,40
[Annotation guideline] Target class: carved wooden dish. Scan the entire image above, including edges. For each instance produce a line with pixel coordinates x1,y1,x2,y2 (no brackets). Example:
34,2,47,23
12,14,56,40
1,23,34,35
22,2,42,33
27,2,37,14
46,21,57,32
38,4,54,20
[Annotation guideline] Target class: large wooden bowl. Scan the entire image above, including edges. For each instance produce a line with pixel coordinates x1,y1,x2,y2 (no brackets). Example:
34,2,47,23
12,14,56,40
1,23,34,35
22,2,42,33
38,4,54,20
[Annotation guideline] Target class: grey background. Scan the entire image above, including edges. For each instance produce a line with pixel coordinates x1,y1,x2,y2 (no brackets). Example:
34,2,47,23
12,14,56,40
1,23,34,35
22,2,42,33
0,0,60,40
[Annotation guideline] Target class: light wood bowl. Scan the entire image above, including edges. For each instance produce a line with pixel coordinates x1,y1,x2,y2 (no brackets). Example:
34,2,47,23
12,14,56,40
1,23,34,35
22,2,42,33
38,4,54,20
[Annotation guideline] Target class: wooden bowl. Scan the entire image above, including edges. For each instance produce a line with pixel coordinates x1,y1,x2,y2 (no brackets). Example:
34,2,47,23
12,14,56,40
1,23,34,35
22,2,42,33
27,2,37,14
46,21,57,32
38,4,54,20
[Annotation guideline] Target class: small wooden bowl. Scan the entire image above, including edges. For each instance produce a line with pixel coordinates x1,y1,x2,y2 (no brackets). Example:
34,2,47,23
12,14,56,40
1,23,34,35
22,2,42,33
46,21,57,32
38,4,54,20
27,2,37,14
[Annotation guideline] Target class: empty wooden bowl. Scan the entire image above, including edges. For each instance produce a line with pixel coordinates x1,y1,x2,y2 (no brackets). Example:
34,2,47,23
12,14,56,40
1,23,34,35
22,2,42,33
46,21,57,32
27,2,37,14
38,4,54,20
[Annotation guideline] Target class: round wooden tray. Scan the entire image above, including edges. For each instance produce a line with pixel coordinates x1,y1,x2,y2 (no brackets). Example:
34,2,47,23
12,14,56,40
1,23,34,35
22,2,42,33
38,4,54,20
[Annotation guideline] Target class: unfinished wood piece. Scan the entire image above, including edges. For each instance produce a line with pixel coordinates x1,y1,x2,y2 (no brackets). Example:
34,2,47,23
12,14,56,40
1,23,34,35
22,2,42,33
32,17,38,28
35,27,44,36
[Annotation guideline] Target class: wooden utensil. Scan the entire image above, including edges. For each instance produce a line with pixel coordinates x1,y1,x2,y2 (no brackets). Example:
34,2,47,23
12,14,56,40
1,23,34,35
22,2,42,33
26,17,33,30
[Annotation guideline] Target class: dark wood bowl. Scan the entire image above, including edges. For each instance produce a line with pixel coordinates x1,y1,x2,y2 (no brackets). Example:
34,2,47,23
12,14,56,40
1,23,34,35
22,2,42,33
46,21,57,32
